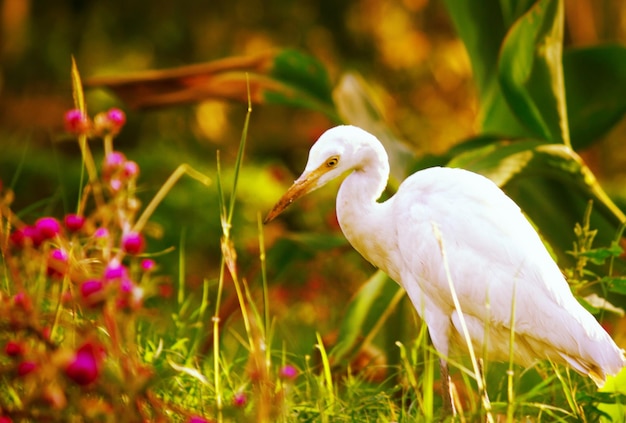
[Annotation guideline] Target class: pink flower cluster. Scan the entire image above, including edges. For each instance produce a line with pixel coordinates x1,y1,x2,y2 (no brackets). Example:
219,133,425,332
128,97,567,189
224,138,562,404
4,337,103,390
1,105,159,403
64,108,126,136
79,258,148,310
102,151,140,193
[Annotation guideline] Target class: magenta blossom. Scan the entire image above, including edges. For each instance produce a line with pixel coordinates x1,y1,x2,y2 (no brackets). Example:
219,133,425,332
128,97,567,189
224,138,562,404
279,364,298,380
93,227,110,239
13,292,32,311
17,361,37,377
232,392,247,408
64,214,85,232
122,231,145,255
103,151,126,174
65,342,103,386
5,341,24,357
107,108,126,131
35,217,61,240
64,109,90,134
123,160,140,178
81,279,104,298
141,259,156,272
47,248,69,278
103,260,128,281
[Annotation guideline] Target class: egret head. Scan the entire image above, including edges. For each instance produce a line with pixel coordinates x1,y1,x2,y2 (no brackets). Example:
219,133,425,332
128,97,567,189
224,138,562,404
264,125,386,223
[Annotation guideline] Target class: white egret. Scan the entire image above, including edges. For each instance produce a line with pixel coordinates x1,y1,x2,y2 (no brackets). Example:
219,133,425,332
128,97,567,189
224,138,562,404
264,125,625,411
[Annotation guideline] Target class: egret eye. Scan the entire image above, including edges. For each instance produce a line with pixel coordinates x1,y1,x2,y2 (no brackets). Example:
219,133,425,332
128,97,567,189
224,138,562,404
326,156,339,168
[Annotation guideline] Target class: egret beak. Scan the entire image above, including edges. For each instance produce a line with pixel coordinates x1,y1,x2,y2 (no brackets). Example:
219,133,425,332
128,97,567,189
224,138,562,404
264,165,328,224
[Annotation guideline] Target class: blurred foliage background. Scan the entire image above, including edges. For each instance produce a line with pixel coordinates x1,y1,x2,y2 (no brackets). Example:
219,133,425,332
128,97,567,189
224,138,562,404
2,0,626,357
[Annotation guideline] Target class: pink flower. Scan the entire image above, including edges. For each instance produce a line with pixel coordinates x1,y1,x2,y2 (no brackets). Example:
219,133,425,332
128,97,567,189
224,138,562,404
17,361,37,376
64,214,85,232
93,227,109,239
47,248,69,278
103,260,128,281
35,217,61,239
103,151,126,174
9,228,26,247
5,341,24,357
232,392,247,408
107,108,126,131
279,364,298,380
64,109,90,134
122,231,145,255
187,417,210,423
141,259,156,272
11,226,44,248
13,292,32,311
81,279,104,298
65,342,103,385
123,160,140,178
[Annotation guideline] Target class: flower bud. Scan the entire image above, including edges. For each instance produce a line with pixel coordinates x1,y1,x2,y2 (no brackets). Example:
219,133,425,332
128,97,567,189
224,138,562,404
123,161,140,179
47,248,69,278
141,259,156,272
103,152,126,175
64,214,85,232
279,364,298,380
17,361,37,376
107,108,126,132
35,217,61,240
81,279,104,298
5,341,24,357
64,109,90,135
65,342,103,385
232,392,247,408
122,231,145,255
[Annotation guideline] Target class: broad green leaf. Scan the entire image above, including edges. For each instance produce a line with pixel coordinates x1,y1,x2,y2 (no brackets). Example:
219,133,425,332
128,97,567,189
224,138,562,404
563,45,626,149
266,49,337,118
442,0,506,102
498,0,570,146
448,139,539,186
442,0,528,136
499,0,538,28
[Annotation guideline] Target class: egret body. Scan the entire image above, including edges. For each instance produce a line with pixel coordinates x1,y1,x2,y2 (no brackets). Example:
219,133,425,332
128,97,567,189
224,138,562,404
265,125,625,401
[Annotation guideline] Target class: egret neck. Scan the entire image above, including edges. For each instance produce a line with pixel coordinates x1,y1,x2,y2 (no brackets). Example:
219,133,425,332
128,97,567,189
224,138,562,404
335,142,400,281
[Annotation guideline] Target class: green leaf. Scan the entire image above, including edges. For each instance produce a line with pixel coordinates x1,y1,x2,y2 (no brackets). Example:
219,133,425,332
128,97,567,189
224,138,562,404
498,0,570,145
265,49,340,122
578,243,624,266
448,139,539,186
269,49,334,107
442,0,505,103
563,44,626,149
603,275,626,295
442,0,530,136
